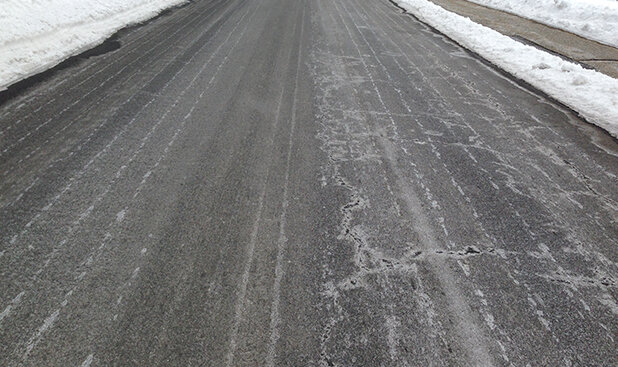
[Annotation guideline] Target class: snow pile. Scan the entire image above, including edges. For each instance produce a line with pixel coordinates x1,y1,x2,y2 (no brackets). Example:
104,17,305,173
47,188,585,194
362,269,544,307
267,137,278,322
396,0,618,137
466,0,618,48
0,0,187,91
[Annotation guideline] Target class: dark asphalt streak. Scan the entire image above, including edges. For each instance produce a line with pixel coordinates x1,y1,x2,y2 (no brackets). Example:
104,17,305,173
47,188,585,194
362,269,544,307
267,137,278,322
0,0,616,365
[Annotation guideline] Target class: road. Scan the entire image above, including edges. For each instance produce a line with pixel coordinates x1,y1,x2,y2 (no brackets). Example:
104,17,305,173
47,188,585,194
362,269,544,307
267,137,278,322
0,0,616,365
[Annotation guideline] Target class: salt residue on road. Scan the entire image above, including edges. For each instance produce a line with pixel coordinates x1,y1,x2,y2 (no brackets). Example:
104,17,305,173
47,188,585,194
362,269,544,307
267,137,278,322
0,0,187,91
396,0,618,137
466,0,618,48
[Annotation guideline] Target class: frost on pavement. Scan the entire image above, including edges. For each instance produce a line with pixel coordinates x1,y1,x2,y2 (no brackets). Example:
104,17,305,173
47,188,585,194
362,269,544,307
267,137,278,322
0,0,187,91
396,0,618,138
467,0,618,48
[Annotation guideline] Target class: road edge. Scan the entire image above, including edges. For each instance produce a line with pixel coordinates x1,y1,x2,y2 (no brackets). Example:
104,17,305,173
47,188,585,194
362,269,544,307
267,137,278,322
388,0,618,142
0,1,193,107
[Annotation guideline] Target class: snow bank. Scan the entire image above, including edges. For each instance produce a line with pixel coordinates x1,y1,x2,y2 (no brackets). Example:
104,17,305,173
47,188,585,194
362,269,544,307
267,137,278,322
466,0,618,48
396,0,618,137
0,0,187,91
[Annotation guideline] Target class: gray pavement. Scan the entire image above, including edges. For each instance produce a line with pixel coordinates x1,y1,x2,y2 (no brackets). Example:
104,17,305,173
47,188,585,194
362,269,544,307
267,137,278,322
0,0,616,366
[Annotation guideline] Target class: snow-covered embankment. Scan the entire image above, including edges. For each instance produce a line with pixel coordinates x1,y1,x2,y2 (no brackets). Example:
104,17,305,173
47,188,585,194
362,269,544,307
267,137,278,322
0,0,187,92
396,0,618,137
466,0,618,48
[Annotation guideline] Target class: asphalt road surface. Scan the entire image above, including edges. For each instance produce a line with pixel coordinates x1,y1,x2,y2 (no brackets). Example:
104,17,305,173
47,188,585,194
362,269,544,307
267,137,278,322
1,0,617,366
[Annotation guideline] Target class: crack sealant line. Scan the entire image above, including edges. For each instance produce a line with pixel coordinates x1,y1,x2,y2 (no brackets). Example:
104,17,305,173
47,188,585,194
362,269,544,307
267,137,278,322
351,0,511,344
315,2,400,364
373,0,616,325
370,1,534,251
362,0,518,256
371,0,565,355
331,1,496,365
